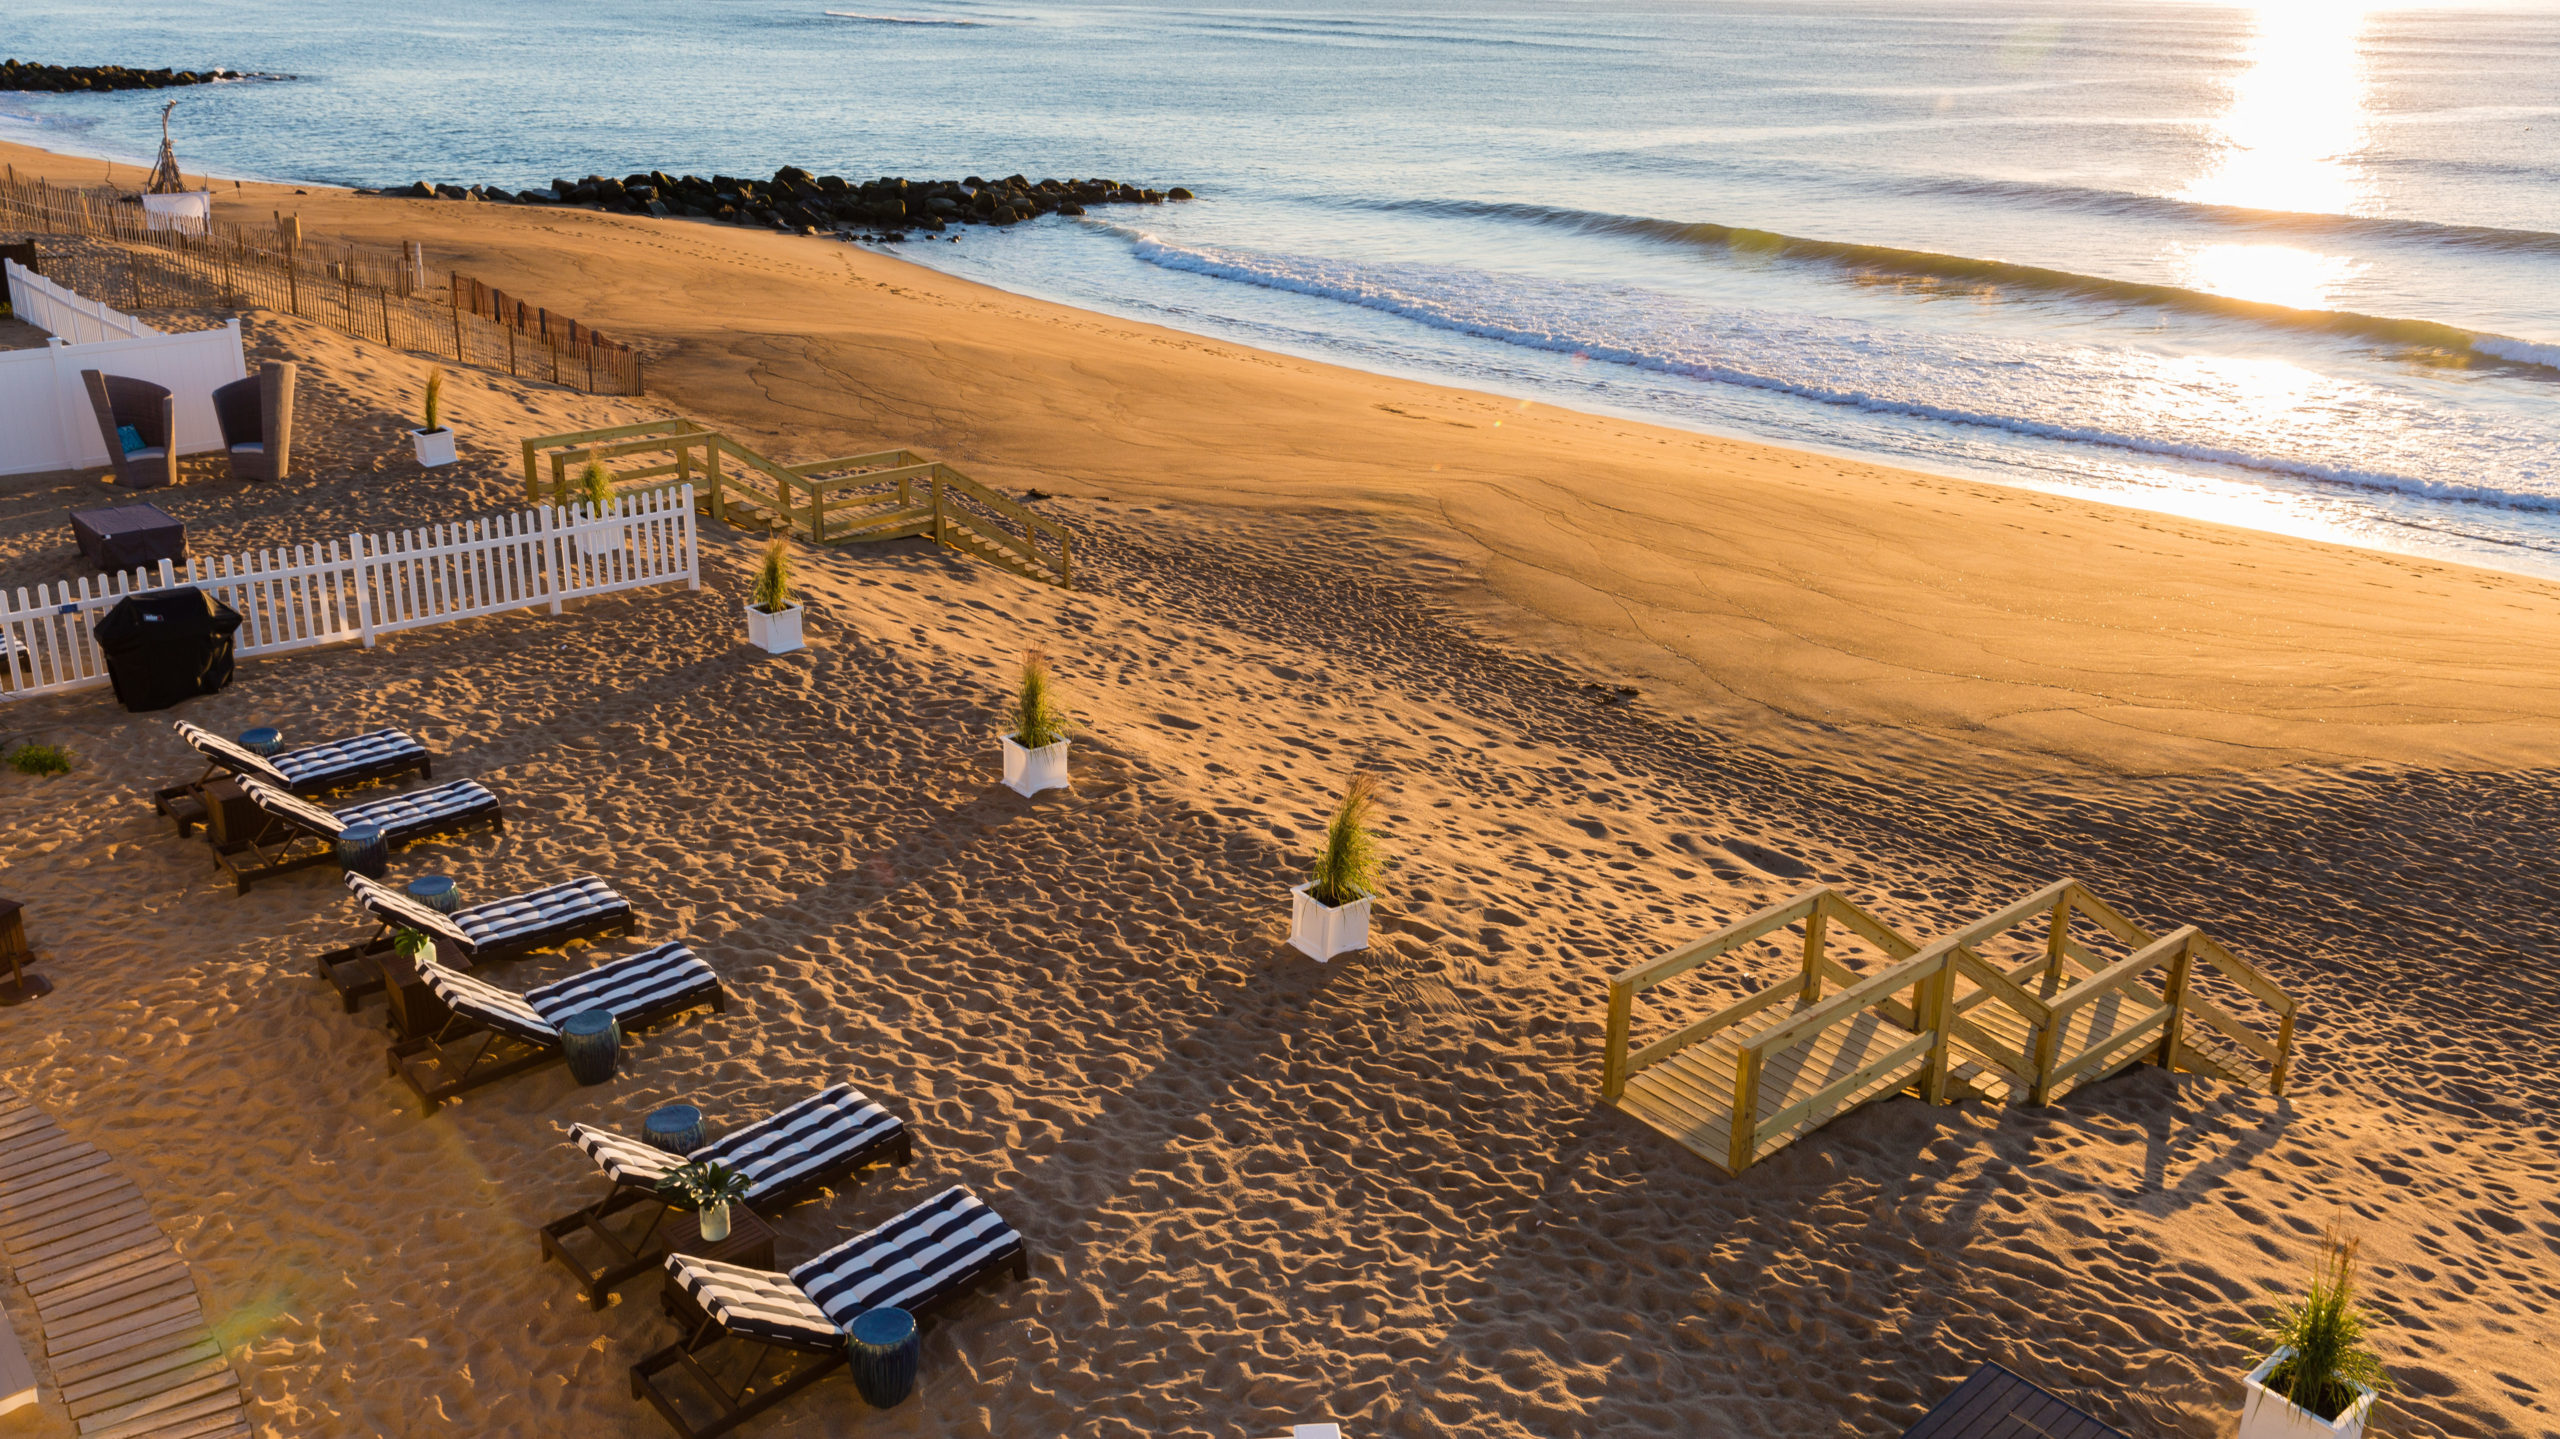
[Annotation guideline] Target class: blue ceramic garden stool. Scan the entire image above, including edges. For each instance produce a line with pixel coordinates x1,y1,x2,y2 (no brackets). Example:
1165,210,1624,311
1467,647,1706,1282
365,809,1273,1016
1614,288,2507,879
237,726,283,757
561,1010,620,1085
405,874,459,913
849,1306,918,1408
334,823,389,880
643,1104,704,1154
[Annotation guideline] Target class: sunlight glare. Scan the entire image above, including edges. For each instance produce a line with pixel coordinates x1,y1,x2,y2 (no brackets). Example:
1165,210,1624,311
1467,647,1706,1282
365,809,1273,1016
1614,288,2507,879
2178,242,2360,311
2182,2,2375,216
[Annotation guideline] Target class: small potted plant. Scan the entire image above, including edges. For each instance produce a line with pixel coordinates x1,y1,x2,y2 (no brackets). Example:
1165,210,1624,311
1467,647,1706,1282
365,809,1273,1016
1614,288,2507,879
572,458,629,558
998,648,1071,797
658,1160,753,1243
1290,772,1381,961
2237,1227,2390,1439
743,535,803,654
410,366,455,467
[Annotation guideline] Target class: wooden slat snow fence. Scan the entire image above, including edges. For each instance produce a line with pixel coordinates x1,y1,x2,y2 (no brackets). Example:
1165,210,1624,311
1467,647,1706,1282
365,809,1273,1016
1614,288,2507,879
0,486,698,702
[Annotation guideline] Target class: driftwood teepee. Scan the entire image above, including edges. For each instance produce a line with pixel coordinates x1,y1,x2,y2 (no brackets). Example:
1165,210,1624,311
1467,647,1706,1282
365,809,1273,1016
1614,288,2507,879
143,99,186,194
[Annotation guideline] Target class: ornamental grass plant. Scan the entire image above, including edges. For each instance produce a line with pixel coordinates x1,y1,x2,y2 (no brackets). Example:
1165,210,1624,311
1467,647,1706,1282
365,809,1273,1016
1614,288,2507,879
1011,648,1069,749
1307,771,1383,908
421,366,446,433
751,536,793,614
2246,1225,2392,1422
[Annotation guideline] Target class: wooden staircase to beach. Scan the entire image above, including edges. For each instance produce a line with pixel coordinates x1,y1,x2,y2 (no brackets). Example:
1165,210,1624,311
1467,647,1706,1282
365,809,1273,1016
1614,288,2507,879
519,419,1073,586
1600,882,2299,1174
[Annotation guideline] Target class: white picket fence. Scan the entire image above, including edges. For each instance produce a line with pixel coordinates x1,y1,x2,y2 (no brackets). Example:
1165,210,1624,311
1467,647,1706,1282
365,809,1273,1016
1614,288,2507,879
0,486,700,703
5,259,157,343
2,260,246,477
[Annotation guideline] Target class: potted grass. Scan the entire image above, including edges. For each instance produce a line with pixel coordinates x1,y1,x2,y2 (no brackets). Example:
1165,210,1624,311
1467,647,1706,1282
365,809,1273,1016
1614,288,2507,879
409,367,455,467
998,648,1071,797
744,535,804,654
572,458,630,559
1289,772,1381,962
2237,1227,2390,1439
658,1160,752,1244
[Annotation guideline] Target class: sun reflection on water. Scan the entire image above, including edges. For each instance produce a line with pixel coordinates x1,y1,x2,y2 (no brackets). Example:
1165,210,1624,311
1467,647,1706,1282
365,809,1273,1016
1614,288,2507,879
2176,4,2376,311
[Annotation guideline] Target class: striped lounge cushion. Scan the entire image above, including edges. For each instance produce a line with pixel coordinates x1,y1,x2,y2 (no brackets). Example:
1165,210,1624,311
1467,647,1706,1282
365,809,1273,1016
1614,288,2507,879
524,942,719,1029
418,943,715,1045
172,720,290,787
455,878,629,952
796,1187,1022,1327
236,775,352,836
569,1085,903,1196
344,872,471,947
666,1187,1021,1351
333,780,500,843
417,958,558,1044
269,728,427,786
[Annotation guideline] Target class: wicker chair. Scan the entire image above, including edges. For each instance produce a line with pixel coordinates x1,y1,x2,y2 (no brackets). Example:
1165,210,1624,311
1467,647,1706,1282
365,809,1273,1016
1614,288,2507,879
210,361,297,482
80,370,178,490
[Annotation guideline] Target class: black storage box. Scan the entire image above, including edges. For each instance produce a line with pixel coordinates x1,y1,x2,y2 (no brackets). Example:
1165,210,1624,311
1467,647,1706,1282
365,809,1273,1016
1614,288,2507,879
92,586,242,712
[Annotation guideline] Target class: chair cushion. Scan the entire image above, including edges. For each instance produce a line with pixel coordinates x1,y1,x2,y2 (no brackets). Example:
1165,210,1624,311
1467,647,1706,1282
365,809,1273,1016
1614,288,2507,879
332,779,500,843
229,442,266,455
453,877,628,953
524,942,717,1028
697,1085,903,1201
235,774,347,836
126,447,167,462
417,958,558,1044
343,871,470,947
569,1084,896,1197
793,1186,1023,1329
117,424,143,455
665,1254,839,1349
173,720,291,788
267,728,428,788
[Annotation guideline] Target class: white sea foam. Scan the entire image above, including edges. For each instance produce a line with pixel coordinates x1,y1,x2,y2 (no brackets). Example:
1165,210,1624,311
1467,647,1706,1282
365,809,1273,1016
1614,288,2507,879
1121,230,2560,514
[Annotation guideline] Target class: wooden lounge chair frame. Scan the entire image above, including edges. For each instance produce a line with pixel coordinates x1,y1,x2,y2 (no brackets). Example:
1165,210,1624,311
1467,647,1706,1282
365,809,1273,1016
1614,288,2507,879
540,1101,912,1309
387,955,726,1113
215,777,501,895
315,874,636,1013
629,1216,1026,1439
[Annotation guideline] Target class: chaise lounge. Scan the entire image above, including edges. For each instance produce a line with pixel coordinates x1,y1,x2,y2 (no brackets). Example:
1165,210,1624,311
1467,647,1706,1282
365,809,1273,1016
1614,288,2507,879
156,719,434,836
631,1186,1027,1439
389,945,725,1111
542,1084,913,1308
316,870,637,1014
220,774,502,893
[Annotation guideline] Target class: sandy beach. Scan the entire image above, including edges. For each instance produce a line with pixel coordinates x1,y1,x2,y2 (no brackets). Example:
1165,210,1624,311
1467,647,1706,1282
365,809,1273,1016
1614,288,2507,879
1,138,2557,1439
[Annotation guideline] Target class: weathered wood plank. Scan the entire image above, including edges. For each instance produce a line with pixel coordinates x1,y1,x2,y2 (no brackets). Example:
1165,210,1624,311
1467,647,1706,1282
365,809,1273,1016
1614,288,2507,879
57,1337,220,1406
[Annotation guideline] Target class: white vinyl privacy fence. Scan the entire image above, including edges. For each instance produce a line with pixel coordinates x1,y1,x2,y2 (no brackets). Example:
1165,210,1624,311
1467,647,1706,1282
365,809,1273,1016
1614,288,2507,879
0,487,699,702
2,259,245,476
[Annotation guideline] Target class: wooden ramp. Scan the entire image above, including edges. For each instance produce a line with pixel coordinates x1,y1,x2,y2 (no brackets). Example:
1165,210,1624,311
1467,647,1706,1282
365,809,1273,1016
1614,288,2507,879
0,1086,246,1439
1601,882,2299,1174
518,419,1074,587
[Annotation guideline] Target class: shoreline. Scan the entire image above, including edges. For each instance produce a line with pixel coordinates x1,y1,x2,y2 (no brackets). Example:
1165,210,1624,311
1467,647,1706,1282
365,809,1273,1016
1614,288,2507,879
11,131,2560,779
6,126,2554,585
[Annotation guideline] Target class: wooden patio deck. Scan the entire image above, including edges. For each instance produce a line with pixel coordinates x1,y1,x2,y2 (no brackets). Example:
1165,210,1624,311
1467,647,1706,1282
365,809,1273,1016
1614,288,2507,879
0,1085,246,1439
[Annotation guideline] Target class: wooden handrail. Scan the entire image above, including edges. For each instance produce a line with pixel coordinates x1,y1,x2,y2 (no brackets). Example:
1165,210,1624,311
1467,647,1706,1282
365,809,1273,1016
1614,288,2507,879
2048,928,2194,1020
1613,889,1829,994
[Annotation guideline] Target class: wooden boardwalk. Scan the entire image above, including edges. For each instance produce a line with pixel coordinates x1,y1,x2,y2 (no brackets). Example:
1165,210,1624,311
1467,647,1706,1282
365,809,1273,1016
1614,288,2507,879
0,1086,246,1439
1602,883,2299,1174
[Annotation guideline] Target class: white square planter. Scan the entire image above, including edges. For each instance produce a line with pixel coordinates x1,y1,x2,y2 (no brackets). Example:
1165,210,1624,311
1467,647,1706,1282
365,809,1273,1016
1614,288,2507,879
2238,1349,2375,1439
1289,885,1372,962
410,427,456,467
744,602,804,655
1000,733,1071,797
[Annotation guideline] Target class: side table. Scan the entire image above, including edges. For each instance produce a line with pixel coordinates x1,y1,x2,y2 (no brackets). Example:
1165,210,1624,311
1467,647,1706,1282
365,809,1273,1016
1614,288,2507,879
200,778,285,853
375,952,453,1040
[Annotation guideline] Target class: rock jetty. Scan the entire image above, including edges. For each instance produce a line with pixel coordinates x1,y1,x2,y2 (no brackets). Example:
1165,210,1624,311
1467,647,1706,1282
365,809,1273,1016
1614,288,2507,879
0,60,240,91
361,165,1194,236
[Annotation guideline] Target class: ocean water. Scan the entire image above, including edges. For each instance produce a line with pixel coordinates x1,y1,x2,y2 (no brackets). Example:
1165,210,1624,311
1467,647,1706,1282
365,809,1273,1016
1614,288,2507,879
5,0,2558,574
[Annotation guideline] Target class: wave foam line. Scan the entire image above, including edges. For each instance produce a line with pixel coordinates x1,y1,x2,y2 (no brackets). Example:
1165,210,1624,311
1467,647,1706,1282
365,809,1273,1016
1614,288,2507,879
823,10,983,24
1366,197,2560,373
1121,231,2560,514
